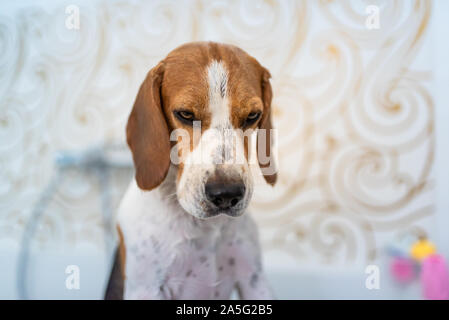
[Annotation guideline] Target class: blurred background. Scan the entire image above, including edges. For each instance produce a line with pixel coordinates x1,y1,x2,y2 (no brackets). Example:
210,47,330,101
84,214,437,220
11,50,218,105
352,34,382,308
1,0,448,299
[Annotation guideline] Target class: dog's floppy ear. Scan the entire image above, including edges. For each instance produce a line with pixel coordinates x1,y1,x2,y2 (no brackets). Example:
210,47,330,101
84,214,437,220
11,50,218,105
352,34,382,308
126,62,171,190
257,67,277,186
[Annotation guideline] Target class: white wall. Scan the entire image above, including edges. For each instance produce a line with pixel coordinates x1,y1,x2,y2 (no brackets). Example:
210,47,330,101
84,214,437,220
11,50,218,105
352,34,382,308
0,0,447,299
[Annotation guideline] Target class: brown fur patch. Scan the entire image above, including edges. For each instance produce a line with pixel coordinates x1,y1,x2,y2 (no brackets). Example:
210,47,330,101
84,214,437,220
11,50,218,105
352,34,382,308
126,62,171,190
117,225,126,280
104,225,126,300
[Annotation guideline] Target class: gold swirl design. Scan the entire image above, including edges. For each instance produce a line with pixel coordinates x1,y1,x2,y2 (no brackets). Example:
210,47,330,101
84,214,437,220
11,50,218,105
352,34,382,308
0,0,435,265
253,0,434,264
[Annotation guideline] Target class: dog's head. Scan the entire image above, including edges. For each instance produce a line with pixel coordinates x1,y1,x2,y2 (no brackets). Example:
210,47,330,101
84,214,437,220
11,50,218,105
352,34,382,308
127,42,276,219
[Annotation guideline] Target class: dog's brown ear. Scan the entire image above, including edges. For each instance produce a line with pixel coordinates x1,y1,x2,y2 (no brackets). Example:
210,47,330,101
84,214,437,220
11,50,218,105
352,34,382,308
257,67,277,186
126,62,171,190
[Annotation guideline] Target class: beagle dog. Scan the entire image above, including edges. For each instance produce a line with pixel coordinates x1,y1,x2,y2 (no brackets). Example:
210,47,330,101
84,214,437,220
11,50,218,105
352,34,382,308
105,42,277,300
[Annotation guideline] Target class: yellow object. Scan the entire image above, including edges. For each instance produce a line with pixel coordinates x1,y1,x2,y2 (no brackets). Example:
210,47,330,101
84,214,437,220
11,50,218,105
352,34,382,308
410,239,436,261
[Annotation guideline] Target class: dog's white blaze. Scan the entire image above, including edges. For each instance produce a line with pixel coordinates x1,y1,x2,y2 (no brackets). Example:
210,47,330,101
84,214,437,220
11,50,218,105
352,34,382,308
176,60,252,218
207,60,231,128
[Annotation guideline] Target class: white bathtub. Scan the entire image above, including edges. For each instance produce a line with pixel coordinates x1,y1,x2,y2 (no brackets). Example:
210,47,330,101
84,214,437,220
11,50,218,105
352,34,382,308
0,241,422,300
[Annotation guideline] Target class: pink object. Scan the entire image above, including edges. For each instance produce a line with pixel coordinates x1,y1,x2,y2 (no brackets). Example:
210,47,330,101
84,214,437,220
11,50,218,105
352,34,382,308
421,254,449,300
391,256,415,283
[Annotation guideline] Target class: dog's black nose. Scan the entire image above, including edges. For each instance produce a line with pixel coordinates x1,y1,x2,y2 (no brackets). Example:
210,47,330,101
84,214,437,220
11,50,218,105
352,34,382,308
205,180,245,209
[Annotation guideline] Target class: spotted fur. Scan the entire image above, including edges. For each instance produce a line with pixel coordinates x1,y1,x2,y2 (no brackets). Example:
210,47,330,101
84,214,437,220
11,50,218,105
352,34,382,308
105,42,276,300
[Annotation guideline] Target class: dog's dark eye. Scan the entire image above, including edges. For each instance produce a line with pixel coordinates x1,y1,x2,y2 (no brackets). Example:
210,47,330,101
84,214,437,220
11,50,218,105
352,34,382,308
244,111,261,127
174,110,196,124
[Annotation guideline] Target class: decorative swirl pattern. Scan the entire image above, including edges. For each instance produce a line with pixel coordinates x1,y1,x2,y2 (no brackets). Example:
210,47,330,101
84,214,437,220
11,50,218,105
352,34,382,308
0,0,434,265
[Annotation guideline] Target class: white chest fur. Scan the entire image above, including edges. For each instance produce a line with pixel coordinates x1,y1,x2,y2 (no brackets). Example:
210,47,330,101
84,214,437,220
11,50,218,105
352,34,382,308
116,167,273,300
